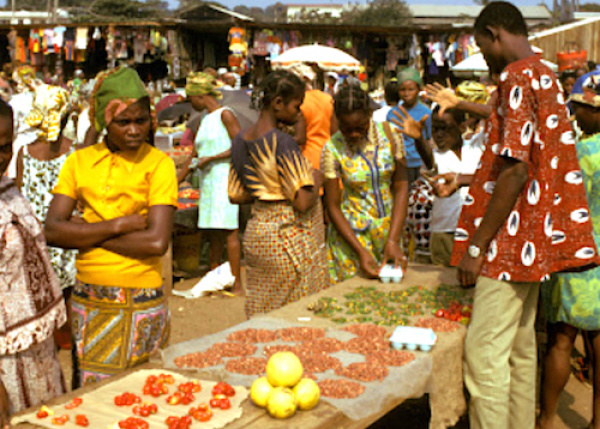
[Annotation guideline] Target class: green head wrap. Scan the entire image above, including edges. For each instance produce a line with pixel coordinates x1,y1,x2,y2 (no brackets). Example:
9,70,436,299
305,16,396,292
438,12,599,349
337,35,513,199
90,67,149,132
185,72,222,98
397,68,423,87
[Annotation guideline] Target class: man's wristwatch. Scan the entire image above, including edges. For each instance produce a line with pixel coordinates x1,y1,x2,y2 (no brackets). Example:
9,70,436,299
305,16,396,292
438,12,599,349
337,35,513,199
467,244,482,258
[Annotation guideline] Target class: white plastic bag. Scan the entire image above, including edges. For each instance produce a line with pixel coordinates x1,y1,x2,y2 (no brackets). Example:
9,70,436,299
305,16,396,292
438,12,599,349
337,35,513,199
172,262,235,299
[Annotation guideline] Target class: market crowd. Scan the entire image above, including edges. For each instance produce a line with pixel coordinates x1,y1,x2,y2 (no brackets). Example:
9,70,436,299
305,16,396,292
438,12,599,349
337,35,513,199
1,1,600,428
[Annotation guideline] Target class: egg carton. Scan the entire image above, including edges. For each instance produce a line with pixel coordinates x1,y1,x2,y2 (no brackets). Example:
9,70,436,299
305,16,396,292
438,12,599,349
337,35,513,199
379,264,404,283
389,326,437,352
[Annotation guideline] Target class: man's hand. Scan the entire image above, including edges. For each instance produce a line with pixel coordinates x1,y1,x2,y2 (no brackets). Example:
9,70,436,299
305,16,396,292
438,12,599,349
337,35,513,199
424,83,459,116
389,106,428,140
197,157,211,169
457,252,484,288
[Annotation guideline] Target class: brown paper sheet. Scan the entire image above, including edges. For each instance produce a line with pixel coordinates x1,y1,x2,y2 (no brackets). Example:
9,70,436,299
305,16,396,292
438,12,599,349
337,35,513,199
12,369,248,429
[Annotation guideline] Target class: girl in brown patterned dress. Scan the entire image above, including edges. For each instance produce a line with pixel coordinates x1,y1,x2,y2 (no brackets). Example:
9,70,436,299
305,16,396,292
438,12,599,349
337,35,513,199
0,99,67,424
228,70,329,318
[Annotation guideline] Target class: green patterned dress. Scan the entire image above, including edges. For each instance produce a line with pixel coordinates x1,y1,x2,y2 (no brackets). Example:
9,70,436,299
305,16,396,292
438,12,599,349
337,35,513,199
543,132,600,330
321,121,404,284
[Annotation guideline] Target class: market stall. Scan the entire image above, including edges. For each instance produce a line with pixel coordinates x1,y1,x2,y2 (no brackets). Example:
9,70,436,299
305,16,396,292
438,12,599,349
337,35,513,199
13,264,471,429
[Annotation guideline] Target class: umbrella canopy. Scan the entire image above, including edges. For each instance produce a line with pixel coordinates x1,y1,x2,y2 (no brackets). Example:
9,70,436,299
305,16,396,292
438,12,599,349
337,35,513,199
160,89,259,131
451,50,558,77
272,44,360,72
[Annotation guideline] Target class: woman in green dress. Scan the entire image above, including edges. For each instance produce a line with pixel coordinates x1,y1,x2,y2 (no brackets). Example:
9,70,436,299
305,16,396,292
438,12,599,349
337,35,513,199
539,71,600,429
321,85,409,284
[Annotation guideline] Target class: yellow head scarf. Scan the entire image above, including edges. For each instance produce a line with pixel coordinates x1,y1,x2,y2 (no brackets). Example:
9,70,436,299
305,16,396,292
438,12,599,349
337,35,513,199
25,84,70,143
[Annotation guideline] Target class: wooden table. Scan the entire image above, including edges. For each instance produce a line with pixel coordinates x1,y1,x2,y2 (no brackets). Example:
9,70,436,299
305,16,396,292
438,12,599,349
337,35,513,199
14,264,469,429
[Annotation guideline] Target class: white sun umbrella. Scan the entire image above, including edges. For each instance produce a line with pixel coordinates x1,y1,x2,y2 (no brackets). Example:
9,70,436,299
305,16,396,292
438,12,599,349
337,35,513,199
271,43,360,72
451,47,558,77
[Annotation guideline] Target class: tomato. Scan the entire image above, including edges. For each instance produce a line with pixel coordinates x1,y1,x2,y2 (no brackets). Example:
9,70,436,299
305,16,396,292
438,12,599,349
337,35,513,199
167,395,181,405
224,385,235,396
36,410,49,419
196,410,212,422
65,397,83,409
219,398,231,410
75,414,89,427
190,381,202,392
148,403,158,413
51,414,69,425
210,398,220,408
161,384,169,394
150,386,161,397
196,403,209,412
435,309,445,318
165,374,175,384
212,384,225,395
146,375,157,384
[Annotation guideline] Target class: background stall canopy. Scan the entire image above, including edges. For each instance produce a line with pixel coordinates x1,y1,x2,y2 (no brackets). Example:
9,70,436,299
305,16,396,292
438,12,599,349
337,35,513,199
271,44,361,73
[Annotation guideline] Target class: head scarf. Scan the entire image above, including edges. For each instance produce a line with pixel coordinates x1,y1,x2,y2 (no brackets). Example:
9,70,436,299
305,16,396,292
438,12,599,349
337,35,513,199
25,84,70,143
570,70,600,108
455,81,490,104
89,67,152,132
397,68,423,87
185,72,222,98
288,63,316,84
12,65,40,92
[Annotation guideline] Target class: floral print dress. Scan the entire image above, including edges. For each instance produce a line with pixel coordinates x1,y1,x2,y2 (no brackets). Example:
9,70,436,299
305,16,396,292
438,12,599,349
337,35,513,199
21,146,77,290
321,120,404,284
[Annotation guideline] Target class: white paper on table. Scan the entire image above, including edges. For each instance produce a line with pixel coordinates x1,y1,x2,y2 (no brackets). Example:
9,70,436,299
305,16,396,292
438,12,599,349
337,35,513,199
172,262,235,299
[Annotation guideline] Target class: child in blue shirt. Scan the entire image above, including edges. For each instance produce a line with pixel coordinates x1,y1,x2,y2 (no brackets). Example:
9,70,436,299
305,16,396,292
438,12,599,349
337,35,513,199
387,68,432,183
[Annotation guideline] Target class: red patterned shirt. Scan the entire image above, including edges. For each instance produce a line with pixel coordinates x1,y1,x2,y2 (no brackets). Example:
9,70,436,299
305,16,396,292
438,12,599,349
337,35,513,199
451,56,600,282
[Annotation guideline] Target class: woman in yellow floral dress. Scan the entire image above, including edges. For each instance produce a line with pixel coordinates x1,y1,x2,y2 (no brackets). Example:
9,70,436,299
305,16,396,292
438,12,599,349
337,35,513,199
322,85,409,284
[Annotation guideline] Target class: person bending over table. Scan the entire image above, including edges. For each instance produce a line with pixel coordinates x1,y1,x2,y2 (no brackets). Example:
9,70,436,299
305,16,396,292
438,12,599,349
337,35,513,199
228,70,329,318
45,67,178,387
322,85,409,284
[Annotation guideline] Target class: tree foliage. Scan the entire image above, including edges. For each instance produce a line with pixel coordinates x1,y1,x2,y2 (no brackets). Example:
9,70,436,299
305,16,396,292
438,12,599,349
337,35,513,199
580,2,600,11
343,0,412,27
5,0,170,20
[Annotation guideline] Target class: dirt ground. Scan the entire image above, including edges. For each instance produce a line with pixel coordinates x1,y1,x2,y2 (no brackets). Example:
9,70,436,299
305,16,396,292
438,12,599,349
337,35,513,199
57,274,594,429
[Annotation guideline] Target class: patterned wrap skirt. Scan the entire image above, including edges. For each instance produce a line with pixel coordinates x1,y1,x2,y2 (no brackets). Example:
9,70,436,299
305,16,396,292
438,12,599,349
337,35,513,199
0,336,66,414
243,200,329,318
72,282,169,386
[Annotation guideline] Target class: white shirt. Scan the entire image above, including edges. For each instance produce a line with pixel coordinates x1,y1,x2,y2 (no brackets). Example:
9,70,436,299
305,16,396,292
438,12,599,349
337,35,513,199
430,131,484,232
372,105,392,123
8,92,37,178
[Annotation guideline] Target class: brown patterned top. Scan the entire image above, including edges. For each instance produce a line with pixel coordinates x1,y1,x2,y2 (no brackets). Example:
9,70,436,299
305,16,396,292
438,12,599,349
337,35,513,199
229,129,314,203
0,177,66,355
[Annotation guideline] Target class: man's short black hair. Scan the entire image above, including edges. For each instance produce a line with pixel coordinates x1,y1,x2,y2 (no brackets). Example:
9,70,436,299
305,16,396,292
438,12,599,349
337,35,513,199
474,1,528,38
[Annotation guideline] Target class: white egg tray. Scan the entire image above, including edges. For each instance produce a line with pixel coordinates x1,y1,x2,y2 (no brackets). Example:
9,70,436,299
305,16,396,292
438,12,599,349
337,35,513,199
389,326,437,352
379,264,404,283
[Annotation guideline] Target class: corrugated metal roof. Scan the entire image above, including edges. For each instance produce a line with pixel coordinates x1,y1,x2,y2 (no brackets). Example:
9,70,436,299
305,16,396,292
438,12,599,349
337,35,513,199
207,4,254,21
529,16,600,39
407,4,551,19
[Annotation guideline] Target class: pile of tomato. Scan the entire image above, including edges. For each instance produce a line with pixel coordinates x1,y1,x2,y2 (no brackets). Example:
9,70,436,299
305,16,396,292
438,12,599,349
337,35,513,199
114,392,142,406
165,415,193,429
143,373,175,397
36,375,238,428
434,301,473,325
118,416,149,429
132,402,158,417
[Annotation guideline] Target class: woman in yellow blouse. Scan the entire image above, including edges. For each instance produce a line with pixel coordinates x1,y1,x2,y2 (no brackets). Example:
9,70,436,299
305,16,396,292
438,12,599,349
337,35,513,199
45,67,178,386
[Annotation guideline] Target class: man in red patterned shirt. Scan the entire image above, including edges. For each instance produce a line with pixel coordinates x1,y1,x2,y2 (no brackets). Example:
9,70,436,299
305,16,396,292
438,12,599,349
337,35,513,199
451,3,600,428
